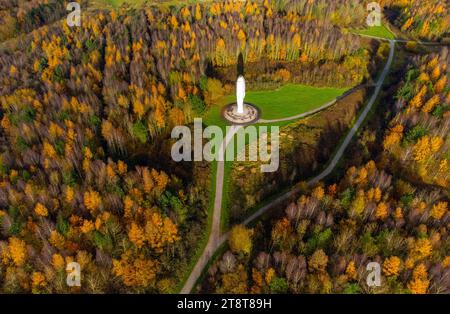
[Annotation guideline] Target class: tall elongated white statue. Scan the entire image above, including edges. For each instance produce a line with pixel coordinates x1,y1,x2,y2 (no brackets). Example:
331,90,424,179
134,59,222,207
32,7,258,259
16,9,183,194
236,75,246,114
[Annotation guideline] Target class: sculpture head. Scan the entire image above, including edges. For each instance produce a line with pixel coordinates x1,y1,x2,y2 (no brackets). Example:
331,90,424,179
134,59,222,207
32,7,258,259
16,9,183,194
236,75,246,114
236,75,245,99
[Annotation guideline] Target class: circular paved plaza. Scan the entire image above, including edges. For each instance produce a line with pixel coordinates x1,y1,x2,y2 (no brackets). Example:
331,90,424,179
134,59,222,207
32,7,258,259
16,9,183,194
222,103,260,125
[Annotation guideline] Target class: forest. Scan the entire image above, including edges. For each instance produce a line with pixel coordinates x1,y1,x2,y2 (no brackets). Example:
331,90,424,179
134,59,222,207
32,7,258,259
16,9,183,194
0,0,77,42
383,51,449,188
0,0,448,295
0,0,376,293
274,0,449,42
381,0,449,41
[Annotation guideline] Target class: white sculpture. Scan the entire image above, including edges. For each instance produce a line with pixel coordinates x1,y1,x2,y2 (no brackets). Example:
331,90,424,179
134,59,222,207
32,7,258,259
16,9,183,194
236,75,246,114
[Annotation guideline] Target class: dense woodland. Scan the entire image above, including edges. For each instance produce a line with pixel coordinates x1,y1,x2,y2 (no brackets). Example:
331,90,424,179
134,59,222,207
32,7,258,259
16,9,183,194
0,1,376,293
203,50,450,294
0,0,75,42
383,51,450,188
278,0,449,42
205,162,449,293
381,0,449,41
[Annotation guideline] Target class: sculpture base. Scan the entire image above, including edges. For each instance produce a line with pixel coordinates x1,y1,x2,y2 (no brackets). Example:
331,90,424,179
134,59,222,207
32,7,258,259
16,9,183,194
222,103,260,125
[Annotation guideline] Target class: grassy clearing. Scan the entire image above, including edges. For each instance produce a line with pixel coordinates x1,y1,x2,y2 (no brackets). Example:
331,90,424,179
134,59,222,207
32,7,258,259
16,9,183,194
220,84,347,120
112,0,147,7
354,24,396,40
90,0,147,8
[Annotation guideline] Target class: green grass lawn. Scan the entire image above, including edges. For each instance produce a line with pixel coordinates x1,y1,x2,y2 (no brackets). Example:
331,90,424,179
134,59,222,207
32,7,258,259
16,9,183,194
219,84,347,120
91,0,147,8
110,0,147,6
354,24,396,40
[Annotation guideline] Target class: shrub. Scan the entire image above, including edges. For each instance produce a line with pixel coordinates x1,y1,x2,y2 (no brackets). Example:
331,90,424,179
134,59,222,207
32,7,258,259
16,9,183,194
131,121,148,144
269,277,289,294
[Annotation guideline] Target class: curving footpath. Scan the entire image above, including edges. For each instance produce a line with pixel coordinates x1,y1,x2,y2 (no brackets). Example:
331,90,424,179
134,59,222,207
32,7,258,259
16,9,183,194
355,33,444,46
181,39,395,294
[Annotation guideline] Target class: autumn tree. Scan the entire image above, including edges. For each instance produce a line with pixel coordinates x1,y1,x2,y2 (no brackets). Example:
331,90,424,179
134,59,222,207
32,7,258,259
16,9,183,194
229,225,253,255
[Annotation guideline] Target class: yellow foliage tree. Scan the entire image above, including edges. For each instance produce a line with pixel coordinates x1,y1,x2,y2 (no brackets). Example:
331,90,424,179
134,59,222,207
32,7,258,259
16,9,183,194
430,202,447,220
128,222,145,249
401,17,413,31
431,65,441,81
350,190,365,216
34,202,49,217
80,220,94,234
117,160,127,175
112,251,159,288
422,95,440,113
413,136,442,162
375,202,389,220
229,225,253,255
383,124,404,149
408,85,427,109
434,75,447,93
312,186,325,200
31,272,47,293
144,212,180,253
142,168,154,194
408,263,429,294
84,190,102,212
2,237,27,266
309,249,328,272
65,186,74,203
345,261,357,280
410,238,432,261
52,254,65,270
49,230,65,250
195,4,202,21
220,264,248,293
383,256,402,276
